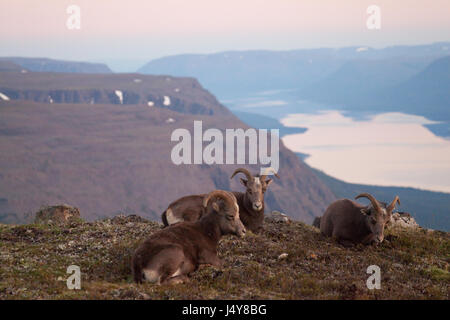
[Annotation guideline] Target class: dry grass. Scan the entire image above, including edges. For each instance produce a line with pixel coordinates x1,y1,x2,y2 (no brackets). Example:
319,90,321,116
0,216,448,300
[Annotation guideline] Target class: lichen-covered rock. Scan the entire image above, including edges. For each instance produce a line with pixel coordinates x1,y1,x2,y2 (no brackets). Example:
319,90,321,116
265,211,291,223
34,204,82,224
389,212,419,229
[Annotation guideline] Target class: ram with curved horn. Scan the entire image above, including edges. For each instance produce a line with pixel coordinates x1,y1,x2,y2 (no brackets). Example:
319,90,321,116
161,167,279,233
317,193,400,246
133,190,245,284
229,167,279,233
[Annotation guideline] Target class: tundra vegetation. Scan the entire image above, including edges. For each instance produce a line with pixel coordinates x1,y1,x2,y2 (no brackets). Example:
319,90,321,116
162,168,278,233
0,213,448,299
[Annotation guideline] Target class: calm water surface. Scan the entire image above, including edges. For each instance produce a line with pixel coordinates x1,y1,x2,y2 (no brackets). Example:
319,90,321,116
281,111,450,193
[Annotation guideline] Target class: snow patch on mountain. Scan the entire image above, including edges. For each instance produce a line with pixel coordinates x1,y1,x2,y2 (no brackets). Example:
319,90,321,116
163,96,171,106
0,92,10,101
115,90,123,104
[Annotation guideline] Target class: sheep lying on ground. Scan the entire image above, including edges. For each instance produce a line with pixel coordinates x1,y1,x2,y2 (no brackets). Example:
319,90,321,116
132,190,245,284
318,193,400,246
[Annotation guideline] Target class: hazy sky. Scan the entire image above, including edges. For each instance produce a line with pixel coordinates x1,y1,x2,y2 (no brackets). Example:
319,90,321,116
1,0,449,70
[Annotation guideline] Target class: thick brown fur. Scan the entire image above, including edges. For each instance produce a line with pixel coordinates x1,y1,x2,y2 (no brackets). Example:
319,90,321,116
319,193,400,247
134,190,245,284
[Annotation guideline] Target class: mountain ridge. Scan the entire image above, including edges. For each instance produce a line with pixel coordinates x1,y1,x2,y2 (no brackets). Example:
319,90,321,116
137,42,450,99
0,57,112,74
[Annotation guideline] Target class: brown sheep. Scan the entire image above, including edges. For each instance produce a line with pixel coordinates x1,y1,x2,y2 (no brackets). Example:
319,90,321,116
161,168,278,233
132,190,245,284
319,193,400,247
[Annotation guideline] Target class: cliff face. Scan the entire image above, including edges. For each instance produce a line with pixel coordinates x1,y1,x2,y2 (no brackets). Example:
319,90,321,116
0,71,335,223
0,72,228,115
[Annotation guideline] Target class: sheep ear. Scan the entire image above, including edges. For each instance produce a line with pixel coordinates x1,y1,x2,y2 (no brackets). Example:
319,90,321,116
240,178,248,187
212,202,220,213
361,208,370,215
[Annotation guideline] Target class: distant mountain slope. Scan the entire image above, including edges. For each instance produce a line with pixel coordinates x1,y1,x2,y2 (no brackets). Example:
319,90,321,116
137,43,450,99
138,50,345,98
0,57,112,74
297,54,450,122
0,61,25,72
299,57,430,104
0,71,228,115
0,72,335,224
380,55,450,121
310,166,450,231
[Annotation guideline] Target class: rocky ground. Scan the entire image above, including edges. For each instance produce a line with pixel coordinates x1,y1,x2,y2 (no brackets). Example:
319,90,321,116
0,214,448,300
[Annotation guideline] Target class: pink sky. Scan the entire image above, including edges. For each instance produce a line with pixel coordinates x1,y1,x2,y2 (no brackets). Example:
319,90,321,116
0,0,449,64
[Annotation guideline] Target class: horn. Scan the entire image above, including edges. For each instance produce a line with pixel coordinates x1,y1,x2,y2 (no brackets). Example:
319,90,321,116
260,167,280,181
203,190,235,208
387,196,400,212
230,168,253,181
355,193,381,212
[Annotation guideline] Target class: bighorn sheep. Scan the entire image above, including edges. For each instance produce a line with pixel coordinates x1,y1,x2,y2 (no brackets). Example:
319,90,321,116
319,193,400,246
161,168,278,233
132,190,245,284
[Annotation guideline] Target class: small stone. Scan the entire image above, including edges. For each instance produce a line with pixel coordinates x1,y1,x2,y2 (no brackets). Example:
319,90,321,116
34,204,82,225
266,211,291,223
278,253,288,260
389,212,419,229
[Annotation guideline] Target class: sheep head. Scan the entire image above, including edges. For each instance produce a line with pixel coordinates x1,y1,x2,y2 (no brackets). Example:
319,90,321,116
203,190,246,238
355,193,400,244
231,168,279,212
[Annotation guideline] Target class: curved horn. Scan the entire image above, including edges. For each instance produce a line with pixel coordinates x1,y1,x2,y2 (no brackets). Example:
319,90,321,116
260,167,280,181
387,195,400,212
230,168,253,181
203,190,235,208
355,193,381,212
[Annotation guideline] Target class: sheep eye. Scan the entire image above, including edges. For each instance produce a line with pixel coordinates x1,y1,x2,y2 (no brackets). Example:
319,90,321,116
226,215,234,221
247,190,252,194
371,218,377,224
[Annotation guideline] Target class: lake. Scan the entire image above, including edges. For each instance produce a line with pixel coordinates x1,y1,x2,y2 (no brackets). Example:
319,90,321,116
281,110,450,193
